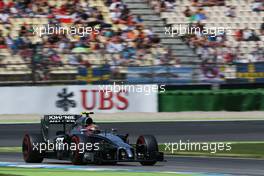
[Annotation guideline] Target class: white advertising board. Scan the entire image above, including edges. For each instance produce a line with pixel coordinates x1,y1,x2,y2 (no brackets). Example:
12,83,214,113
0,85,158,114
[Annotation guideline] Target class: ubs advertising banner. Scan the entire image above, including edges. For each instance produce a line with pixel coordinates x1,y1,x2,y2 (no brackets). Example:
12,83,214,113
0,85,158,114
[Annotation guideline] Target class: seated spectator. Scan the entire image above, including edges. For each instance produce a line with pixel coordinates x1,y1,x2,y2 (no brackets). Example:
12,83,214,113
106,38,124,53
47,48,63,66
243,28,260,41
159,47,172,64
109,0,122,11
183,6,193,17
0,0,5,10
124,28,137,42
34,57,50,81
58,38,71,53
261,18,264,35
134,15,143,25
121,42,136,64
223,47,235,63
251,0,264,12
248,44,263,62
110,7,122,23
191,0,202,7
225,6,236,18
0,8,10,23
71,43,91,54
0,30,6,48
165,0,176,10
5,34,14,54
243,28,253,41
194,8,207,21
148,0,175,13
11,36,26,55
234,29,243,41
0,36,6,48
120,5,131,23
248,30,260,41
192,0,225,7
68,54,82,65
32,50,44,64
207,0,225,6
149,0,161,13
19,25,31,37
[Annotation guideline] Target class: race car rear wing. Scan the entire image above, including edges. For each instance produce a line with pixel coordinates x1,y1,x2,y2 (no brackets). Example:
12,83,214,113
41,115,81,140
41,113,94,140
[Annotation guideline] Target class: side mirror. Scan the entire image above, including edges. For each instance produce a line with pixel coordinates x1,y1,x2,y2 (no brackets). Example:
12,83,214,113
125,133,129,138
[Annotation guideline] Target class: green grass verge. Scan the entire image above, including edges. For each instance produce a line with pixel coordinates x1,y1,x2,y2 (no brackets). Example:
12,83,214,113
0,167,195,176
0,120,38,124
159,141,264,158
0,147,21,153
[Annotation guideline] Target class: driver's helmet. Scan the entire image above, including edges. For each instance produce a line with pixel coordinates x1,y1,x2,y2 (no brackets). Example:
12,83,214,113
86,124,100,134
85,117,93,127
87,124,99,131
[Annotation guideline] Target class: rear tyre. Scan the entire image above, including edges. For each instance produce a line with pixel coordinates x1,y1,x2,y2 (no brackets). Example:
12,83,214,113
136,135,158,166
22,134,44,163
70,135,86,165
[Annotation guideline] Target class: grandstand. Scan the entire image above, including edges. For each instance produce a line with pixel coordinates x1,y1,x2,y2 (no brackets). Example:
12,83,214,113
0,0,168,83
158,0,264,63
0,0,263,84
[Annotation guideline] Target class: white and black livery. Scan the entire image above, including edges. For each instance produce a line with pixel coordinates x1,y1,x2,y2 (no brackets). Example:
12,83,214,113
22,112,164,165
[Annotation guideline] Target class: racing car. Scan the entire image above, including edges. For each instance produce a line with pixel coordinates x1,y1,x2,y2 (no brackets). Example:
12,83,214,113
22,112,164,165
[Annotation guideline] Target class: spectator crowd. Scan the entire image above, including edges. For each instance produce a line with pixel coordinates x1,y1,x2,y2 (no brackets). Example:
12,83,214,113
148,0,264,64
0,0,167,80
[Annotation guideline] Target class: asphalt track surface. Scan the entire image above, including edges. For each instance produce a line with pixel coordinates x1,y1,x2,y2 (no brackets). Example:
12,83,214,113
0,153,264,175
1,121,264,147
1,121,264,175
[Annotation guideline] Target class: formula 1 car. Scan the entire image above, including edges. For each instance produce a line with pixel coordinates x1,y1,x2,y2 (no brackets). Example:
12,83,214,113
22,112,164,165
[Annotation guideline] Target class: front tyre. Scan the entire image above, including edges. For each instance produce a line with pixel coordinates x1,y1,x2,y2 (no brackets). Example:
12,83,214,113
136,135,159,166
22,134,44,163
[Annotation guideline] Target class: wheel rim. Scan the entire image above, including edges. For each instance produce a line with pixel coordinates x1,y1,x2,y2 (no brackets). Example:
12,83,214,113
137,136,147,156
137,136,145,145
